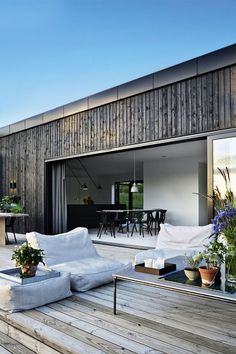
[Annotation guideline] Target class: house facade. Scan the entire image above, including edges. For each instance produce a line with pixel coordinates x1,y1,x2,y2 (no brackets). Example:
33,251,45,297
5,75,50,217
0,44,236,234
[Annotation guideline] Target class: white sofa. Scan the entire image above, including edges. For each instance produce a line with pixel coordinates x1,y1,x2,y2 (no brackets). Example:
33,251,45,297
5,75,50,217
26,227,132,292
135,223,214,270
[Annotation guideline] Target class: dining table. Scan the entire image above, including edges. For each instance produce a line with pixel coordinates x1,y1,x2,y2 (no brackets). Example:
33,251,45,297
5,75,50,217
0,213,29,246
99,208,164,237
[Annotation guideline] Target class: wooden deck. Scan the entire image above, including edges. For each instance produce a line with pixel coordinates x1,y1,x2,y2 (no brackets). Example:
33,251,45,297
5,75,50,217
0,242,236,353
0,281,236,353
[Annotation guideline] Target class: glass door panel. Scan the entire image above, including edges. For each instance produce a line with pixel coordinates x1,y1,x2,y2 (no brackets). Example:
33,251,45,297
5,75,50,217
213,136,236,196
208,132,236,219
115,181,143,209
118,182,130,209
132,183,143,209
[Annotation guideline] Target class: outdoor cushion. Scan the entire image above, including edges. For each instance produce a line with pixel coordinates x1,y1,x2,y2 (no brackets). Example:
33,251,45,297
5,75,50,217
156,223,214,249
26,227,96,267
0,271,72,312
135,223,214,269
52,256,131,292
26,227,132,291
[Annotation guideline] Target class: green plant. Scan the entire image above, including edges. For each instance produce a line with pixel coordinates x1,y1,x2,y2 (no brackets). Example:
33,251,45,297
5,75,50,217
199,239,227,269
185,253,202,270
0,195,24,213
11,243,45,266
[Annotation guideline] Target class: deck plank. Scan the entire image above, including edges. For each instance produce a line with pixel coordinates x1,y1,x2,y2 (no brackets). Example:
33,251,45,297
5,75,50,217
30,306,161,354
1,242,236,354
49,299,222,354
75,285,236,351
26,308,137,354
0,330,35,354
117,281,236,312
1,313,102,354
45,302,183,354
97,285,236,327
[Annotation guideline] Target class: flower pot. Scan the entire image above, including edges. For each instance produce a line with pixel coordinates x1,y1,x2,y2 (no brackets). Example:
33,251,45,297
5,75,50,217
225,246,236,283
184,268,199,281
20,264,38,278
199,266,219,286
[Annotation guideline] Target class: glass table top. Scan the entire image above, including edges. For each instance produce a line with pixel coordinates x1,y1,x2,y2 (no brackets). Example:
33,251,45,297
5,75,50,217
163,270,236,294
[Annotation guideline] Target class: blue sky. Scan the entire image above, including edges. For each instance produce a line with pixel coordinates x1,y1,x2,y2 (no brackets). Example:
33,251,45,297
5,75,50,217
0,0,235,127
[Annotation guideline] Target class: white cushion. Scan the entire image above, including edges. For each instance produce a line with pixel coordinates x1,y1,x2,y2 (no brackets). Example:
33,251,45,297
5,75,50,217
52,256,132,292
156,223,214,249
0,272,72,312
26,227,132,291
26,227,97,267
135,223,214,268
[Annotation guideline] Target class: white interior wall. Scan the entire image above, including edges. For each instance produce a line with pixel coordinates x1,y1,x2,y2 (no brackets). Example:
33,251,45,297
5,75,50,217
144,156,207,226
67,177,111,204
67,171,134,205
66,140,207,225
198,162,208,225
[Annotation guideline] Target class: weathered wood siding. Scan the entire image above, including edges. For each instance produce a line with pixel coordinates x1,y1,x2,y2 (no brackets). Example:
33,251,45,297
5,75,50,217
1,65,236,233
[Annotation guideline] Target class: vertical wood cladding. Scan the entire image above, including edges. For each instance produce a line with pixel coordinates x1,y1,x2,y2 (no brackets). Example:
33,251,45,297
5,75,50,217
0,66,236,233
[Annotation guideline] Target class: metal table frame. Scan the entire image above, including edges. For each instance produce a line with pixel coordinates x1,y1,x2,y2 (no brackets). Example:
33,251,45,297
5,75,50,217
113,269,236,315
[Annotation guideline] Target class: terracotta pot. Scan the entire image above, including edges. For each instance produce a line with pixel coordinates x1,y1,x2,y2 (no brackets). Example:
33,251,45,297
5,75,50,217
199,266,219,286
20,264,38,278
184,268,200,281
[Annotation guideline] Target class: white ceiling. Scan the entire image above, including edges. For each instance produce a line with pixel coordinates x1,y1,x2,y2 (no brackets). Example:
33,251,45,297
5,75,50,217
67,139,207,178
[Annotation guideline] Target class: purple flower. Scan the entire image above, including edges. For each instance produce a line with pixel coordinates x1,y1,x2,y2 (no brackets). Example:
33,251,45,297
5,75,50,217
213,205,236,237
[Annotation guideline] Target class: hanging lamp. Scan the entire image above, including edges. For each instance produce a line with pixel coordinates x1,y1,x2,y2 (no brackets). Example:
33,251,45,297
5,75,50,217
131,151,138,193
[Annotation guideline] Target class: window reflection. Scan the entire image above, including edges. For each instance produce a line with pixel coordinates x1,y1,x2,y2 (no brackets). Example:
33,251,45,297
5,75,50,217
213,137,236,195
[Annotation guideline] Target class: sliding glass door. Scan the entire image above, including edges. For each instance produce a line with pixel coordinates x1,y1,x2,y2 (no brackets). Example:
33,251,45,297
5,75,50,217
115,181,143,209
208,131,236,219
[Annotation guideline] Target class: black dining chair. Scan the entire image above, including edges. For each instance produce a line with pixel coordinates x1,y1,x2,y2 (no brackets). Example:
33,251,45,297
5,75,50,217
5,217,17,244
117,211,136,235
130,211,152,237
97,211,116,239
151,209,167,234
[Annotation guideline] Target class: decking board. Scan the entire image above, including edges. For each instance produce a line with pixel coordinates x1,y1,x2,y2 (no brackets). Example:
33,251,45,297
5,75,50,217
97,284,236,327
1,280,236,354
0,330,35,354
49,299,222,354
1,243,236,354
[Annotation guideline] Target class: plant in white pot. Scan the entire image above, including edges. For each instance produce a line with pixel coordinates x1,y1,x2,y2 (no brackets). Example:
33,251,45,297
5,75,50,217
198,239,227,286
184,253,202,281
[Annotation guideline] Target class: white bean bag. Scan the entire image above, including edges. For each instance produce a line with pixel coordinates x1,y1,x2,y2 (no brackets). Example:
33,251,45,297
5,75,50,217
0,272,72,312
26,227,132,291
135,223,214,270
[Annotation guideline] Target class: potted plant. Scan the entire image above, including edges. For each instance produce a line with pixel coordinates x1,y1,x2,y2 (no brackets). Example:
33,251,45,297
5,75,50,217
0,195,24,213
11,243,45,278
198,239,227,286
196,167,236,283
184,253,202,281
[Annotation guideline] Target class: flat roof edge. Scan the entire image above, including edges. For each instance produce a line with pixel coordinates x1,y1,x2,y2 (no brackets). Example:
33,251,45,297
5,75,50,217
0,43,235,137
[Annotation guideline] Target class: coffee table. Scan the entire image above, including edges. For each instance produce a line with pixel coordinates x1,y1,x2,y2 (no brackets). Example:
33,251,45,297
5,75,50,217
112,268,236,315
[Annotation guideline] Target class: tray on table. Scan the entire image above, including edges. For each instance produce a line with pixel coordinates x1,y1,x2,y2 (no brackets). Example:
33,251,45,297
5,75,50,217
0,267,60,285
135,262,176,275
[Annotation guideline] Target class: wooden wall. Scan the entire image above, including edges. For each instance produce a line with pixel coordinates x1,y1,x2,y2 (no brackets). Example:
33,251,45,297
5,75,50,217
1,65,236,233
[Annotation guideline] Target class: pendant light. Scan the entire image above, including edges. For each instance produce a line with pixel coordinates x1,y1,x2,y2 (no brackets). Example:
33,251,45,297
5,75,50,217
131,151,138,193
67,162,88,191
77,159,102,190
